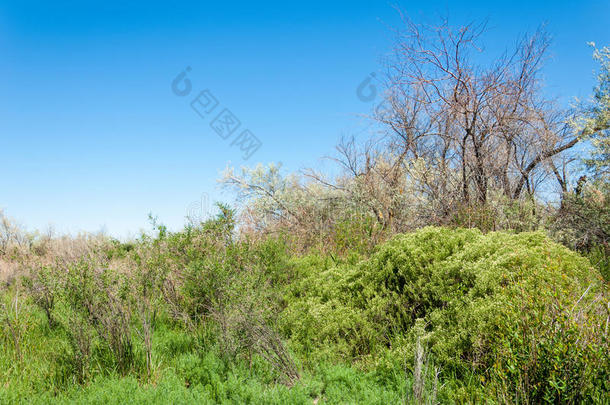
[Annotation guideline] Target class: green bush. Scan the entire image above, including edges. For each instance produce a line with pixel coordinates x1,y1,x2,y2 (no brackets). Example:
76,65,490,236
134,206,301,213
282,227,609,401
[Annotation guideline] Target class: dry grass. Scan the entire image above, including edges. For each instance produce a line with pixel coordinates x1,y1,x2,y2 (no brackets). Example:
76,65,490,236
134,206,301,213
0,260,19,287
1,208,117,288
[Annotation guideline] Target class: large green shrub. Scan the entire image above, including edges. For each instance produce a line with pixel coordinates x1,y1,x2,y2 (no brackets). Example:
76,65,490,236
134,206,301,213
282,227,608,402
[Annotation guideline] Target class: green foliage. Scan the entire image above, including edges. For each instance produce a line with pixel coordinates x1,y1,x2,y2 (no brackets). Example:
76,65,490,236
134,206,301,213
587,243,610,281
282,227,609,401
1,224,608,403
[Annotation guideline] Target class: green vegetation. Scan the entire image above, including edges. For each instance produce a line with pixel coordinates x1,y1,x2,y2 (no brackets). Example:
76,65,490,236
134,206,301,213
283,228,608,402
0,217,607,403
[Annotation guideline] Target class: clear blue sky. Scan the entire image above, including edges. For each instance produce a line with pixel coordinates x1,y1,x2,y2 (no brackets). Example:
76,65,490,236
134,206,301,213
1,0,608,238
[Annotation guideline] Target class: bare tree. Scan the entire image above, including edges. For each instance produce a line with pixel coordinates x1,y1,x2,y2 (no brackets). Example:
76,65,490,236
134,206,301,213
377,15,581,206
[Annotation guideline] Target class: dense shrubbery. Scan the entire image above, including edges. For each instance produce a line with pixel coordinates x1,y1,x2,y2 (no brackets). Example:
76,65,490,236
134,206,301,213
0,209,413,403
282,227,608,402
1,219,607,403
